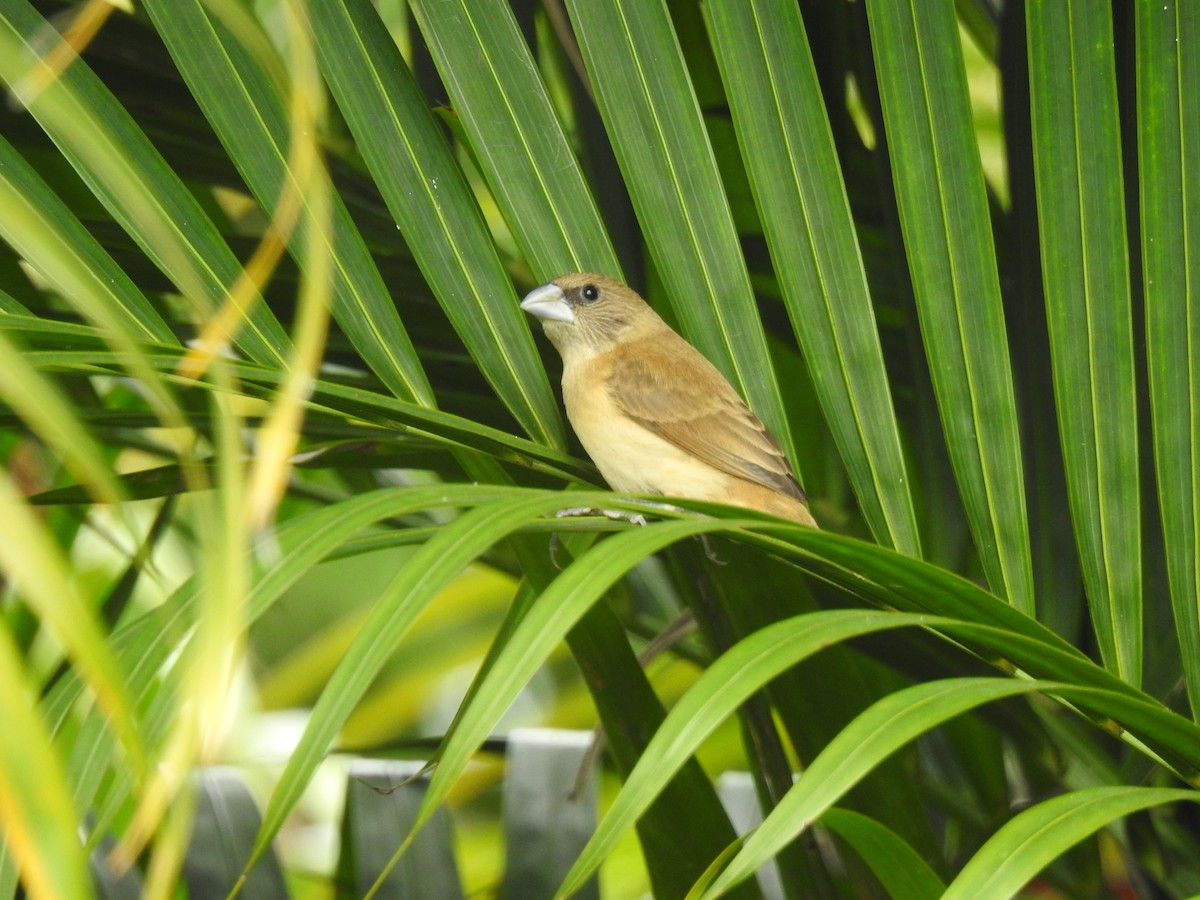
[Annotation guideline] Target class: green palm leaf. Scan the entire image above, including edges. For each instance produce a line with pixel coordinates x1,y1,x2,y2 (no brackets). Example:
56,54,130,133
706,0,920,555
1027,0,1141,682
864,0,1031,609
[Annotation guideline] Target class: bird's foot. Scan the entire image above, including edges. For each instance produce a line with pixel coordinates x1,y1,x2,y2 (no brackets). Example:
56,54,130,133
547,507,650,568
553,506,649,527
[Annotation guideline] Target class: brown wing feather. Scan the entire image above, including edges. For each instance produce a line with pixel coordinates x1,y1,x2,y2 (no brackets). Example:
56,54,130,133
604,336,806,501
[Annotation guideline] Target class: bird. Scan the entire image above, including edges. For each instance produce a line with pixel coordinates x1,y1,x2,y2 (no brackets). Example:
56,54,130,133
520,273,816,527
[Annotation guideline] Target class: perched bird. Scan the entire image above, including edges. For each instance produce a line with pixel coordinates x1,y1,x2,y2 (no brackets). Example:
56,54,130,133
521,273,816,526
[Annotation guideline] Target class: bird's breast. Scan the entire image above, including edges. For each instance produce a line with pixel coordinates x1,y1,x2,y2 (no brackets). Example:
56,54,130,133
561,355,728,499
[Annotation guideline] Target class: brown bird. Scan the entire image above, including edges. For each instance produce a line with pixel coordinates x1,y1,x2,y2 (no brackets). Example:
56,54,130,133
521,273,816,526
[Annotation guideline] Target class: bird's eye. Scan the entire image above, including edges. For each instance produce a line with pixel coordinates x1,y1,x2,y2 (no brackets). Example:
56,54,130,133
580,284,600,303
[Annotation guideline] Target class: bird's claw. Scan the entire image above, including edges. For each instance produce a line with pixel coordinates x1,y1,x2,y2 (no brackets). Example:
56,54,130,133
699,533,727,565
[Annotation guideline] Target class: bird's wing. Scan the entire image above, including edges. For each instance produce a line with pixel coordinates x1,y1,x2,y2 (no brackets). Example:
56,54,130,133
605,340,806,501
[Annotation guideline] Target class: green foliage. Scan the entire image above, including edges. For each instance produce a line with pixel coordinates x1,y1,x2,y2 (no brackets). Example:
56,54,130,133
0,0,1198,897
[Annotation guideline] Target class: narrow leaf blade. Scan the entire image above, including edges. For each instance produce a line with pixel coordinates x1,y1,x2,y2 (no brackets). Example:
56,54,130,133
1136,0,1200,714
1026,0,1142,681
864,0,1032,609
706,0,920,555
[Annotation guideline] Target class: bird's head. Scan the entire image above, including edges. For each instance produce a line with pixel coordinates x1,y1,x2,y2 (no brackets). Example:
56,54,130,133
520,273,661,359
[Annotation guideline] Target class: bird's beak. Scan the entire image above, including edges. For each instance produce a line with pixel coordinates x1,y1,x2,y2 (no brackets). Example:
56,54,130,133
520,283,575,324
